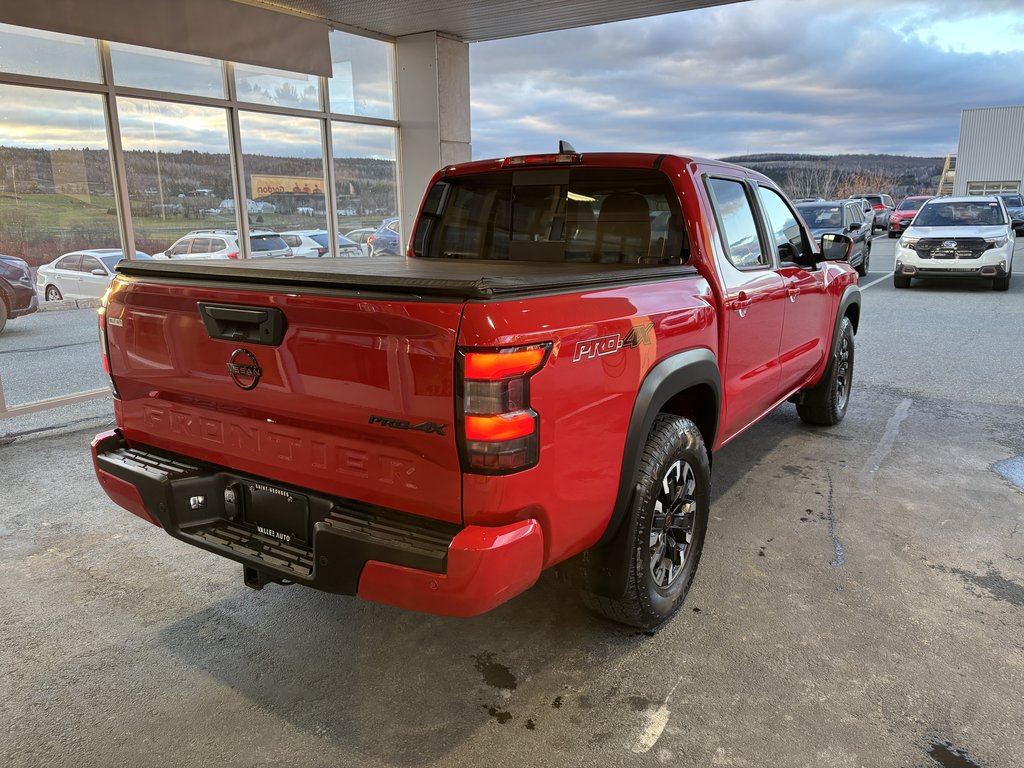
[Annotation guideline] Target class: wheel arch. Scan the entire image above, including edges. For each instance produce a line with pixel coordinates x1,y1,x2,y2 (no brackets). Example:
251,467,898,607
577,348,721,599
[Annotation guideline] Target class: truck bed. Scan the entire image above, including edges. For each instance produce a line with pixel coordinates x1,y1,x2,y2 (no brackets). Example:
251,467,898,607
117,255,697,299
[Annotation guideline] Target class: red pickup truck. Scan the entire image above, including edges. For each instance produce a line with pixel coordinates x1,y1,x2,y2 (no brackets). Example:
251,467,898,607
92,150,860,629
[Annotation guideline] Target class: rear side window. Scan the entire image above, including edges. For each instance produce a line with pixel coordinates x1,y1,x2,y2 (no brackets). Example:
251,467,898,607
189,238,211,254
57,254,83,271
251,235,287,252
413,169,687,265
707,178,768,269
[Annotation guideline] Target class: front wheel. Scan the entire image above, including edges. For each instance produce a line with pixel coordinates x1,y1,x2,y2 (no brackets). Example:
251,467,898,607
797,316,854,426
893,274,911,289
45,285,63,302
993,273,1010,291
0,299,8,334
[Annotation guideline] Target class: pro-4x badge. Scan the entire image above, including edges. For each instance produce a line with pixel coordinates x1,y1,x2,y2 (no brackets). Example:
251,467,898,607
369,416,447,435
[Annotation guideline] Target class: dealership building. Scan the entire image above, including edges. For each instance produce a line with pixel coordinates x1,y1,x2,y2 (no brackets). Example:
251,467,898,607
953,105,1024,197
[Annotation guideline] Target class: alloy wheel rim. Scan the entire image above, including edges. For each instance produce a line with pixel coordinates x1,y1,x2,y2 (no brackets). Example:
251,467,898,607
835,336,851,410
649,458,697,588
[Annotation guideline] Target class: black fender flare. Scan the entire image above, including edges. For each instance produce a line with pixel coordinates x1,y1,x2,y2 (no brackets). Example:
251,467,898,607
578,348,721,598
832,283,861,350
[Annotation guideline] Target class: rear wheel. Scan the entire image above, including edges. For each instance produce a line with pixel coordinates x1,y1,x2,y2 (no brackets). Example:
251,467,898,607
893,274,911,289
797,316,854,426
45,285,63,302
579,415,710,630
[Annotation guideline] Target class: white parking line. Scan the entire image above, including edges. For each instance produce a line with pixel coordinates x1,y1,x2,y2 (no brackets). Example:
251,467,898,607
860,273,892,290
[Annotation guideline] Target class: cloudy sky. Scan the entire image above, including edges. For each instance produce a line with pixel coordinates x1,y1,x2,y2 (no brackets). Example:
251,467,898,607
469,0,1024,160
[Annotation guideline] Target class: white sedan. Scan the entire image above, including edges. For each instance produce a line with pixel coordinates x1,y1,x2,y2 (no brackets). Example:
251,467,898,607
36,249,151,301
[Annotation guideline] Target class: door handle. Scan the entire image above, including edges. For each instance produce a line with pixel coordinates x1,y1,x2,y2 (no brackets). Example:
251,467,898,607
786,284,800,302
728,291,752,317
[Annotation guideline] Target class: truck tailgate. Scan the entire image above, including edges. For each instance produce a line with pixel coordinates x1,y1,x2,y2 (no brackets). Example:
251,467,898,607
104,277,464,524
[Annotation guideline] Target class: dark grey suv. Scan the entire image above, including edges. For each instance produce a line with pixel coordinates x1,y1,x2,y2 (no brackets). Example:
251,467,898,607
852,193,895,230
0,254,39,334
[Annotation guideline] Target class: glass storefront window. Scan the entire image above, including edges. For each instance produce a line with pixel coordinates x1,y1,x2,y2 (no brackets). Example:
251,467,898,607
0,23,101,83
233,63,321,111
0,83,121,267
327,31,395,120
116,99,238,257
238,111,328,250
332,122,398,249
110,43,225,99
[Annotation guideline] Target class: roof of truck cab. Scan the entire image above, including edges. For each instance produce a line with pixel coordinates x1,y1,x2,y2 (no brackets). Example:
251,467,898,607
438,152,762,179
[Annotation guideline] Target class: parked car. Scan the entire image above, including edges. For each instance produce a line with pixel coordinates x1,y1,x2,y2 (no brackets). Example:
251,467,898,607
852,193,895,230
995,192,1024,234
37,249,151,302
894,196,1014,291
795,200,872,275
848,197,877,230
366,217,401,256
887,195,932,237
94,149,861,630
0,253,38,334
280,230,363,258
344,227,376,256
160,229,291,260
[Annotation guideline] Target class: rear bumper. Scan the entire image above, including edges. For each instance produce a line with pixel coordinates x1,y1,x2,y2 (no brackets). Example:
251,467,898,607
91,429,544,617
7,284,38,318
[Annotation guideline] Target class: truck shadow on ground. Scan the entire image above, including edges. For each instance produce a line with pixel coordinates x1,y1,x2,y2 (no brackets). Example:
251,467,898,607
153,569,644,765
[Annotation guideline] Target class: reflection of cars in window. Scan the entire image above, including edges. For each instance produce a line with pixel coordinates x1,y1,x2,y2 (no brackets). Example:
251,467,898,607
795,200,872,276
366,217,401,256
280,230,363,258
36,249,151,302
0,253,38,333
159,230,292,260
893,196,1015,290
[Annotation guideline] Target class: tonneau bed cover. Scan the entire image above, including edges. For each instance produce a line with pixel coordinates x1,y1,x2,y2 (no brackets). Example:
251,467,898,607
116,256,697,299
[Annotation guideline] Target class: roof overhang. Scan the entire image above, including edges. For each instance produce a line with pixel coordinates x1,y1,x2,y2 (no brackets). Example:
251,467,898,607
241,0,750,42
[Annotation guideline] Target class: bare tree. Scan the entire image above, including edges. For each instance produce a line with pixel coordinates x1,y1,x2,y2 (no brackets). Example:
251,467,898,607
783,160,840,199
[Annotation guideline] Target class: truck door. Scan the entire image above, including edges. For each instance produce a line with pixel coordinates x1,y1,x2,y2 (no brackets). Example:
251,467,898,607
755,184,831,393
705,176,786,436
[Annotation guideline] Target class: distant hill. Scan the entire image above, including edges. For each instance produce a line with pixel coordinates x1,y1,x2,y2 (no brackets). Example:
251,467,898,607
718,153,945,199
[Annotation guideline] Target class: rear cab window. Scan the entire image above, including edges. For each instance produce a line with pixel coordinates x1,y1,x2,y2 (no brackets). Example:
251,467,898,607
412,168,688,265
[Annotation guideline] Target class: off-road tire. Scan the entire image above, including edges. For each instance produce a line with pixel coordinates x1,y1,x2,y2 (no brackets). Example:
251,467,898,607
579,415,710,630
893,274,911,289
797,316,854,427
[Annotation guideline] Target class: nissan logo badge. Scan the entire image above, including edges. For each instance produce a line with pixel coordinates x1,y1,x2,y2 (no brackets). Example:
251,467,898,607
226,348,262,390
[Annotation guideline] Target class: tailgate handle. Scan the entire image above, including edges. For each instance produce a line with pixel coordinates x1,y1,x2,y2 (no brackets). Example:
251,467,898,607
198,303,286,346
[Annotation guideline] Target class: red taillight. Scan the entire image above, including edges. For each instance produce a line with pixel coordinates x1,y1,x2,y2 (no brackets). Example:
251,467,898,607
317,247,328,257
464,347,548,379
459,343,550,474
226,251,239,260
872,204,886,210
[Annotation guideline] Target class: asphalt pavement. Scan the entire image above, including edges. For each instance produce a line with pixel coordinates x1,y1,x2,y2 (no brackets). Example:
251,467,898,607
1,236,1022,767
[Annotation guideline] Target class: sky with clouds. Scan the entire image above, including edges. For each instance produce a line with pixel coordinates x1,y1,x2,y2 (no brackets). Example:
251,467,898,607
468,0,1024,160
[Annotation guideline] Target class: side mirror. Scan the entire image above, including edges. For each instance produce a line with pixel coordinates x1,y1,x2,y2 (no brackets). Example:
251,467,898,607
820,233,853,261
91,268,107,276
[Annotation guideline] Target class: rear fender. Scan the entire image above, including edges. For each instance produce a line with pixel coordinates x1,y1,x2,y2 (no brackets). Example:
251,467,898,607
578,348,721,598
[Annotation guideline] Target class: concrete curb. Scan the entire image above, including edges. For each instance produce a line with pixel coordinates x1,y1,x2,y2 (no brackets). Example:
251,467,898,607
38,298,101,312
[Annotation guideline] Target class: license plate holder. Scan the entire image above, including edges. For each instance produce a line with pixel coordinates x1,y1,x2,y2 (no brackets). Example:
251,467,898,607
243,482,309,546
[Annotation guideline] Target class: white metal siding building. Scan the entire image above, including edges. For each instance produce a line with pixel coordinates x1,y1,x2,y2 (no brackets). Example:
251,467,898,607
953,105,1024,196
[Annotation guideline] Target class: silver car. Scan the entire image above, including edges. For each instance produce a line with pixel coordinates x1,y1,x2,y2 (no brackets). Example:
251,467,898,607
37,249,151,302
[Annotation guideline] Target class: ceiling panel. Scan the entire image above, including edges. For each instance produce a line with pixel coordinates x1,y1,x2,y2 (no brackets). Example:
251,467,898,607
241,0,748,41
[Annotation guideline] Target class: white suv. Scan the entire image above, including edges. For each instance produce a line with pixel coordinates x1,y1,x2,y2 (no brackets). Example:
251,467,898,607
894,196,1014,291
159,229,291,260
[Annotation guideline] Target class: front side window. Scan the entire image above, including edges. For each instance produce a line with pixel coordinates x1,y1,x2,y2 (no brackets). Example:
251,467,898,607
80,255,102,273
57,254,83,271
757,185,805,260
708,178,766,268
